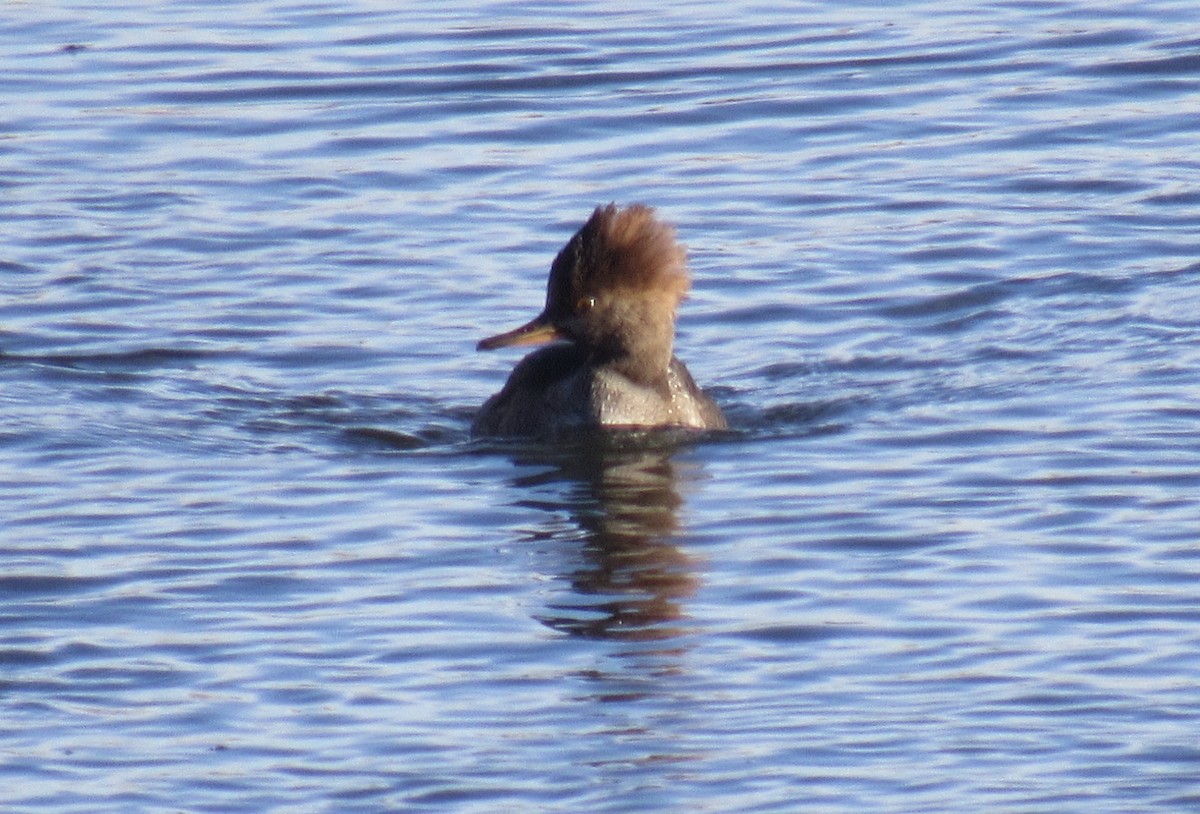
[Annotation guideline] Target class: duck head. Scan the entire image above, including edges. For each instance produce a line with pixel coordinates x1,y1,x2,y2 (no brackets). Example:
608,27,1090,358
477,204,691,384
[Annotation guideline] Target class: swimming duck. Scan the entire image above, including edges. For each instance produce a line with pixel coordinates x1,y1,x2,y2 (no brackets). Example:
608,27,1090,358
472,203,727,437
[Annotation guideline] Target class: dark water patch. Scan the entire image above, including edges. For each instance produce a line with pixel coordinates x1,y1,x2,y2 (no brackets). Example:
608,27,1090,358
0,260,37,274
1143,189,1200,207
750,398,858,440
62,662,197,693
757,360,822,381
1033,28,1151,50
0,346,219,373
0,574,118,600
875,268,1145,336
816,532,967,554
877,281,1010,321
734,623,849,644
66,189,192,214
1006,176,1149,196
174,572,317,606
1092,52,1200,76
0,648,58,668
878,197,957,213
717,301,818,326
235,392,476,453
342,426,429,450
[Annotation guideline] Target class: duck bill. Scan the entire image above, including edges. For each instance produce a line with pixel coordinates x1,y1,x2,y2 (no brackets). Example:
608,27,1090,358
476,315,563,351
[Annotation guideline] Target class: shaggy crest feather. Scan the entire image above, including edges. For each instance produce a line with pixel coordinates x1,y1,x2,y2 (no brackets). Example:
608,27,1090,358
575,204,690,304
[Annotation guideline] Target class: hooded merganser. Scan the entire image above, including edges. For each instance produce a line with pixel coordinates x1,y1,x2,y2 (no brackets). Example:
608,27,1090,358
472,203,727,438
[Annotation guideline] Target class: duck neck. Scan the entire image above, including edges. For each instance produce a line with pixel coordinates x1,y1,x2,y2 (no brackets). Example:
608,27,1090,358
586,302,675,388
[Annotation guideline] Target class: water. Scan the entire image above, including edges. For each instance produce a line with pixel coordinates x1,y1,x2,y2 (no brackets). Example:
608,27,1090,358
3,1,1200,811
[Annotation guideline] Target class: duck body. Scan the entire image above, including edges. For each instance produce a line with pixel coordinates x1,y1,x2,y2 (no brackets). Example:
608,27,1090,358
472,343,725,437
472,204,727,439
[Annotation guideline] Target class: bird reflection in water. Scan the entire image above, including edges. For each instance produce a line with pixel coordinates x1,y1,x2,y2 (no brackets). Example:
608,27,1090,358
504,434,704,642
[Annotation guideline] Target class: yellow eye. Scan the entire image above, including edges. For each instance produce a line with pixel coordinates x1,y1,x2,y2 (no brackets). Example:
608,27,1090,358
576,296,595,312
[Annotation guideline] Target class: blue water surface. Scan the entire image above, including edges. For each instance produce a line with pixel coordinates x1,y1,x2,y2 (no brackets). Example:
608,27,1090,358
3,1,1200,811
